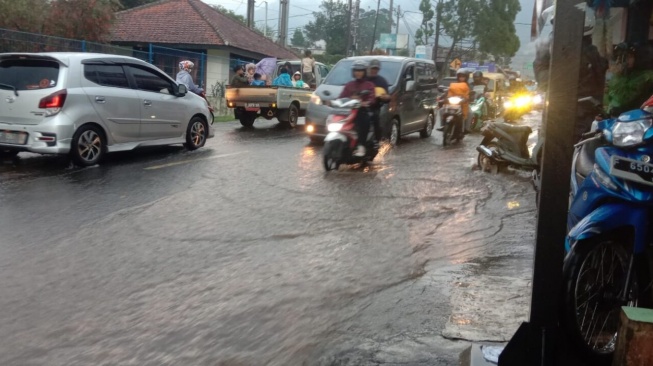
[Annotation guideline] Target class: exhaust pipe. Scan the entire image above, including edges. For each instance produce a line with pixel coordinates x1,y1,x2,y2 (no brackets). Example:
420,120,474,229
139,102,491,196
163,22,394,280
476,145,494,158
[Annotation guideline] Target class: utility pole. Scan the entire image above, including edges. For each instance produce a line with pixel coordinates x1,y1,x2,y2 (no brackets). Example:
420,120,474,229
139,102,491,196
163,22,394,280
370,0,381,54
264,1,268,37
388,0,393,32
278,0,289,47
352,0,360,55
432,0,442,74
396,5,400,35
247,0,255,28
346,0,353,57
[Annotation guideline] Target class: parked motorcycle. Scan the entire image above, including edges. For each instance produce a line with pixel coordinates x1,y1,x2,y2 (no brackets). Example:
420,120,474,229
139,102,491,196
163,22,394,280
439,95,466,146
322,96,378,171
476,120,540,174
562,96,653,364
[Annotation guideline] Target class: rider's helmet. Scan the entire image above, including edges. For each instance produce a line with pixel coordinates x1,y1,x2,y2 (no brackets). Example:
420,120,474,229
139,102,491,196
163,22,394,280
369,59,381,70
473,71,483,81
456,69,468,81
352,60,368,77
179,60,194,71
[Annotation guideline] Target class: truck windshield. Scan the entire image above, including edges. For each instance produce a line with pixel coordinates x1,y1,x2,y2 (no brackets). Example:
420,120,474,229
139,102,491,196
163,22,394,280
323,60,402,87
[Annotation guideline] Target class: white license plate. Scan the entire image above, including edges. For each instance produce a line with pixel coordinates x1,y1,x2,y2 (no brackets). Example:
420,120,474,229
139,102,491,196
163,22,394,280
611,156,653,187
0,131,28,145
246,103,260,108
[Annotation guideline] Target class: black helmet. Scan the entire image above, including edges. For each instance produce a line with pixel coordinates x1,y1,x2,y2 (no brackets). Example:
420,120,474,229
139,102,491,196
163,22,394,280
369,59,381,69
473,71,483,79
352,60,368,71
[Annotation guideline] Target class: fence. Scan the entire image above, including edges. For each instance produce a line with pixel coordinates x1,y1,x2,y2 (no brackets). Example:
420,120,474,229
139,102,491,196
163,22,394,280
0,28,266,116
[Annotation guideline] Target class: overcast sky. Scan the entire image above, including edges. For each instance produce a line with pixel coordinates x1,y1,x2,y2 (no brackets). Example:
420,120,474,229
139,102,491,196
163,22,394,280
208,0,537,74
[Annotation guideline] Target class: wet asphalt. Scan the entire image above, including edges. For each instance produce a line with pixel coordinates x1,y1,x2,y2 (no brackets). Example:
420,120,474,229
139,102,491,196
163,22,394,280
0,114,541,365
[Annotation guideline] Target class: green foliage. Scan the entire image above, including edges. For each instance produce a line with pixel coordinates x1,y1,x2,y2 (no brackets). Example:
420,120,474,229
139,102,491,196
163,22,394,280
304,1,348,55
291,29,310,48
0,0,49,33
475,0,521,59
414,0,434,46
314,53,345,67
211,5,246,25
358,8,392,52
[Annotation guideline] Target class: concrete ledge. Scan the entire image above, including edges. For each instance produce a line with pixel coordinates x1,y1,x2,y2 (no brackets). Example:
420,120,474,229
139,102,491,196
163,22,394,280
459,344,499,366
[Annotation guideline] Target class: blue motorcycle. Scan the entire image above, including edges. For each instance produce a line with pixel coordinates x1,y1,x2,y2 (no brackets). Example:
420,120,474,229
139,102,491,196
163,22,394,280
563,100,653,364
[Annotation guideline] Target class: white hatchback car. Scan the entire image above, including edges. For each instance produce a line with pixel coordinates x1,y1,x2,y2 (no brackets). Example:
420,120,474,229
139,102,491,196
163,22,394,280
0,52,214,166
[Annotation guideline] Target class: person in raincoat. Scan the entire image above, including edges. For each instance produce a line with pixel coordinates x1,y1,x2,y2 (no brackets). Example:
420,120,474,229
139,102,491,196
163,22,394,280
272,68,293,87
291,71,309,88
245,63,257,84
176,60,203,94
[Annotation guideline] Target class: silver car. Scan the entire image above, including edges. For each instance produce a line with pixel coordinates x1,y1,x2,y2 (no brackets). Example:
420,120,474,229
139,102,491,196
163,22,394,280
0,52,214,166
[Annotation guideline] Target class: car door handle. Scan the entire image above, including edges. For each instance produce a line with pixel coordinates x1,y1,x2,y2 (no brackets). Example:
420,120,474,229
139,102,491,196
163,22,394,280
95,96,106,104
143,100,152,107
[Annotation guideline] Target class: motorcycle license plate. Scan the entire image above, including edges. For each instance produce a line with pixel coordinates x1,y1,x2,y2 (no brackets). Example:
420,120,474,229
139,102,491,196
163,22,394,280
610,156,653,187
0,130,28,145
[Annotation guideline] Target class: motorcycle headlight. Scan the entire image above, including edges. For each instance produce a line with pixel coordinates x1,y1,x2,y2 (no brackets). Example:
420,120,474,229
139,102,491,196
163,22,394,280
448,96,463,105
310,93,322,105
612,119,652,147
504,100,513,108
327,122,344,132
514,96,531,108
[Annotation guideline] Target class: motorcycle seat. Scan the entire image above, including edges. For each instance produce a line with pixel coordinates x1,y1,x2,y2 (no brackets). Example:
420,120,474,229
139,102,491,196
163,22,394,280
493,122,532,136
575,137,601,180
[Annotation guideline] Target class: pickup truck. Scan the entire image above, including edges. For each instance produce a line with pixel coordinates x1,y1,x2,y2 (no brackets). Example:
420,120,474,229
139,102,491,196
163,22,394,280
225,60,329,128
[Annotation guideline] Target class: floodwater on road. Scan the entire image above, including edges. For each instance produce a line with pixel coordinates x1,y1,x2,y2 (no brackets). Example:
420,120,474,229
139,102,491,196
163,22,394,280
0,114,541,365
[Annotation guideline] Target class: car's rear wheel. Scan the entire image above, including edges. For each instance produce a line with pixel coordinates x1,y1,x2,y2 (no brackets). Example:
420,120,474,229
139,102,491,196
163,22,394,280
388,118,400,146
282,104,299,128
185,117,208,150
71,124,106,167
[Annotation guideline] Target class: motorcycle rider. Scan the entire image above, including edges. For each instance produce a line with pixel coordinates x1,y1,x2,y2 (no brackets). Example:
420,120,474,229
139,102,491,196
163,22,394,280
438,69,470,137
338,60,376,157
470,70,489,126
533,5,608,141
176,60,204,94
366,59,391,143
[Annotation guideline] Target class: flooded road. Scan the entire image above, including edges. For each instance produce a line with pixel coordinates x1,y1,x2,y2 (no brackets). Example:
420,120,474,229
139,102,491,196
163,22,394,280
0,114,540,365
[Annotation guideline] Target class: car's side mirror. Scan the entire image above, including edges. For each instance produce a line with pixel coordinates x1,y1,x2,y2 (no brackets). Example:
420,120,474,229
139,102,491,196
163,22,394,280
405,80,416,92
177,84,188,97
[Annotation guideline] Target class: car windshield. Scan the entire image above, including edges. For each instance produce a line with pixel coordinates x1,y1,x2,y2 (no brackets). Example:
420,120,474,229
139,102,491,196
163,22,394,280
323,60,402,86
0,59,59,91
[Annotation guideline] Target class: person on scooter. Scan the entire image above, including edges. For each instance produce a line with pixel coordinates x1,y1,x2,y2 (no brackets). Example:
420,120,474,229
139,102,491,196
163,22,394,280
438,69,469,137
339,60,376,157
366,59,391,144
176,60,204,94
470,70,489,125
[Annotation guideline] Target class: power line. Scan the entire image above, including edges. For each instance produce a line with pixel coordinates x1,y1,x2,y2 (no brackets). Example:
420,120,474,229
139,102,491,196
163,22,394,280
255,12,313,22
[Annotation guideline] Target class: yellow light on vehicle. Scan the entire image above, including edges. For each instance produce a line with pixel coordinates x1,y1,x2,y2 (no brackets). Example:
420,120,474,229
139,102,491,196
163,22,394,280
228,101,234,107
306,125,315,133
272,103,277,108
514,95,531,108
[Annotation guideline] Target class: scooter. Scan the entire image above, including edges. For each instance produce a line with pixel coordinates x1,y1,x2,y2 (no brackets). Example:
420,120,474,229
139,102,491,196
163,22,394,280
560,96,653,364
476,120,540,174
439,95,466,146
322,96,378,171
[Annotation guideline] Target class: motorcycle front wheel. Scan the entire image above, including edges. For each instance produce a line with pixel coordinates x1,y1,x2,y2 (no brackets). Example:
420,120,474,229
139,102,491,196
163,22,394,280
442,121,456,146
322,141,341,171
563,239,639,365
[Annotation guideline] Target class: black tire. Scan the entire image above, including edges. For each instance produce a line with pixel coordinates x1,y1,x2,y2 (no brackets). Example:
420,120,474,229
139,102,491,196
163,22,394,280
388,118,400,146
283,104,299,128
420,112,435,138
239,112,257,128
184,117,208,150
562,239,640,365
322,142,340,171
0,149,19,159
442,121,455,146
70,124,106,167
309,136,324,145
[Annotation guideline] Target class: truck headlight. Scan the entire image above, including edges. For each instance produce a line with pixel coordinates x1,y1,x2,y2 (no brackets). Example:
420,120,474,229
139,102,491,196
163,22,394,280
310,93,322,105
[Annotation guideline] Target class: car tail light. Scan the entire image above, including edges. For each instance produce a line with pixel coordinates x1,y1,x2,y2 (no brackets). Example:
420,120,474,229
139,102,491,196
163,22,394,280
38,89,67,116
39,89,67,109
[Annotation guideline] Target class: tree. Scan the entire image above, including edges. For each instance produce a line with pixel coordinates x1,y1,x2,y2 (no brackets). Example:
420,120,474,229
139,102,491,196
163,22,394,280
212,5,246,25
47,0,121,41
304,1,348,55
475,0,520,60
357,8,392,53
119,0,156,9
439,0,481,70
291,28,310,48
256,24,276,40
0,0,49,33
414,0,434,46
